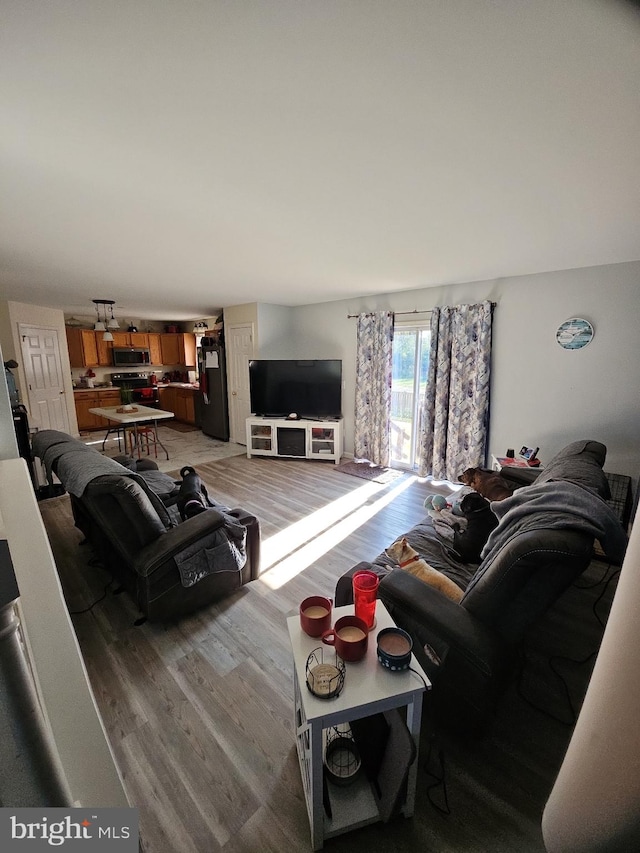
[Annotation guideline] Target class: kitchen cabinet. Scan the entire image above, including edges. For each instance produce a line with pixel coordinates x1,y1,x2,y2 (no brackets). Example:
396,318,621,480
67,327,195,369
73,389,122,430
74,392,101,430
95,334,113,366
66,328,99,368
158,385,197,425
110,331,149,348
148,333,162,365
93,331,150,367
129,332,149,348
157,386,170,411
160,333,196,366
109,332,130,348
176,388,196,424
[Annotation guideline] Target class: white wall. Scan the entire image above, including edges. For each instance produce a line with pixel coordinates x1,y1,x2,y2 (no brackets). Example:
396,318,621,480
0,458,130,807
256,303,295,357
291,260,640,485
0,346,128,806
542,516,640,852
225,302,296,358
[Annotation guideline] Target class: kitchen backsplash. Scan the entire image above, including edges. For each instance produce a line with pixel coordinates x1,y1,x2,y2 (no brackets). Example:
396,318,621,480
72,367,197,387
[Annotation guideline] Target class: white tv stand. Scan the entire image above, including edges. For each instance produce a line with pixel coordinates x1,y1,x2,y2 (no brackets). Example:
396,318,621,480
246,416,343,464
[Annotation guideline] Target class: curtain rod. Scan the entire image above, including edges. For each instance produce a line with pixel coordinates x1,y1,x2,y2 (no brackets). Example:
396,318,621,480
347,302,496,319
346,309,431,319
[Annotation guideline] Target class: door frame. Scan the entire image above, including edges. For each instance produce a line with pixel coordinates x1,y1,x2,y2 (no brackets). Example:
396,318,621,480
390,320,431,471
226,322,255,445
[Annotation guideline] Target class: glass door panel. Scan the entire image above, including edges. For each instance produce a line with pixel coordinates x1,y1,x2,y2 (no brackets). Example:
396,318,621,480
391,326,430,470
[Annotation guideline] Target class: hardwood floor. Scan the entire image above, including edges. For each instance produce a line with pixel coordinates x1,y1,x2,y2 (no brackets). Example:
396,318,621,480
38,455,615,853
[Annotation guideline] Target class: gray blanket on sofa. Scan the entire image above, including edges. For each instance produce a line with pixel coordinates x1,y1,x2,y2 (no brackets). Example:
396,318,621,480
371,478,627,593
481,480,627,566
174,519,248,587
32,429,178,501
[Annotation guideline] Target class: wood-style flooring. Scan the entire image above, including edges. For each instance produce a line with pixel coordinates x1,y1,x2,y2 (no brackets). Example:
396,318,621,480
38,454,616,853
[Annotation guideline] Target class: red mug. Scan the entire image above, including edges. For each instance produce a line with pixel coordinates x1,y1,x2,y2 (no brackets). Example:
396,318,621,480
322,615,369,662
352,570,380,631
300,596,333,638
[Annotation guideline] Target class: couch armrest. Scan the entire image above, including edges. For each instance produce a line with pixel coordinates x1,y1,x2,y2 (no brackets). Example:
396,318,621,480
462,528,594,642
133,507,261,582
133,509,227,576
379,569,504,678
227,507,261,581
379,569,515,733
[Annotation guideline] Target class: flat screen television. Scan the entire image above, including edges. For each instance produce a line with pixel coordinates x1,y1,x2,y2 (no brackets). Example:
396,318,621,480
249,359,342,419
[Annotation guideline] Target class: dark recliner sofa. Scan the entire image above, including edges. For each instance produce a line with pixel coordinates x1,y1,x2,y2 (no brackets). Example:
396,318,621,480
336,440,628,735
32,430,260,622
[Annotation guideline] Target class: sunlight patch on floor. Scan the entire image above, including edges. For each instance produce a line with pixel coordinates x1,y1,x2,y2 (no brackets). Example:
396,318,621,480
259,474,418,590
83,437,109,448
259,479,384,571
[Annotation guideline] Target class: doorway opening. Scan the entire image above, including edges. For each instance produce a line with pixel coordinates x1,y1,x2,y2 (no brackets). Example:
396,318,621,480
390,322,431,470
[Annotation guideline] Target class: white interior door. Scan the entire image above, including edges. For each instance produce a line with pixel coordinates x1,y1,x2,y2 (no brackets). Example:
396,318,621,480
19,325,70,433
226,323,254,444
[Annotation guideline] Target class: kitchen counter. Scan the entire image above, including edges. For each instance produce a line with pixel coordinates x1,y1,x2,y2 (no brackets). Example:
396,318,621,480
158,382,200,390
73,385,116,392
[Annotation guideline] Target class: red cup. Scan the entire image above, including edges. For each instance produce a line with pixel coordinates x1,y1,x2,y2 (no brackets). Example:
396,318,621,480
352,570,379,631
300,596,333,638
322,615,369,662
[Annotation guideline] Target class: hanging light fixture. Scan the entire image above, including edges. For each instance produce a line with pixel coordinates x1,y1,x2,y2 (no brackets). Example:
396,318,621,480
107,304,120,330
92,300,119,340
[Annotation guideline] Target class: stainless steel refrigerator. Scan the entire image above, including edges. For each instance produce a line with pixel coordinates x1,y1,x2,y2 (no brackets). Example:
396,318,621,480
198,343,229,440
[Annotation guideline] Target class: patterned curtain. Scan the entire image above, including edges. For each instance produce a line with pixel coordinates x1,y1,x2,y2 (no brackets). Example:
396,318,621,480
418,301,493,480
354,311,394,466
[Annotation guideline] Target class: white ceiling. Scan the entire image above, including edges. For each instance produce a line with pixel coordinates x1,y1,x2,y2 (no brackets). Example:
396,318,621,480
1,0,639,321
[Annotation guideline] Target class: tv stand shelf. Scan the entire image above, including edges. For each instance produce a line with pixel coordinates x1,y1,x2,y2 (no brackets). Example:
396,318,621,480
246,417,343,464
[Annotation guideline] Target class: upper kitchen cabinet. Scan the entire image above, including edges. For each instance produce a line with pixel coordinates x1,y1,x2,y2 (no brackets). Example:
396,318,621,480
160,333,196,366
101,331,152,366
66,328,99,368
95,334,113,366
148,333,162,365
110,331,149,348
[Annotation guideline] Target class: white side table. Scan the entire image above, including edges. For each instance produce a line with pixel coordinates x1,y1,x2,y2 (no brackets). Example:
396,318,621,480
287,601,429,850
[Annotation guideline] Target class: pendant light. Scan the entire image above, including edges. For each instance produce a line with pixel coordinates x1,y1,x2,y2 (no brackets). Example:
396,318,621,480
107,304,120,329
92,300,119,340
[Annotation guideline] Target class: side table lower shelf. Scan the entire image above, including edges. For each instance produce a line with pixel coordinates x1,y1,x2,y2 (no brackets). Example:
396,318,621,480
294,676,387,845
289,602,428,850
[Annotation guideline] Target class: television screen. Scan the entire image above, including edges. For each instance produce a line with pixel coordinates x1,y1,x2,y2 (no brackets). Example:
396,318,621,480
249,360,342,419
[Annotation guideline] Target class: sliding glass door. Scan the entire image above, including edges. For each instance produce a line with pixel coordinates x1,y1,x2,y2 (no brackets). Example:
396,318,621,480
390,323,431,470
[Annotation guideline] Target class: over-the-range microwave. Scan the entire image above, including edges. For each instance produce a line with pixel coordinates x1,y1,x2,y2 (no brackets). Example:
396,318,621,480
112,347,151,367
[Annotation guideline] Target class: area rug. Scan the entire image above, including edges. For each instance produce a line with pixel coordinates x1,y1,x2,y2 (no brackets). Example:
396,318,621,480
335,459,405,484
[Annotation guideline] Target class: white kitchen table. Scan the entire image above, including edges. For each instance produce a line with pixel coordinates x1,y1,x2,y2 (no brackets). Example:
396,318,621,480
89,405,174,460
